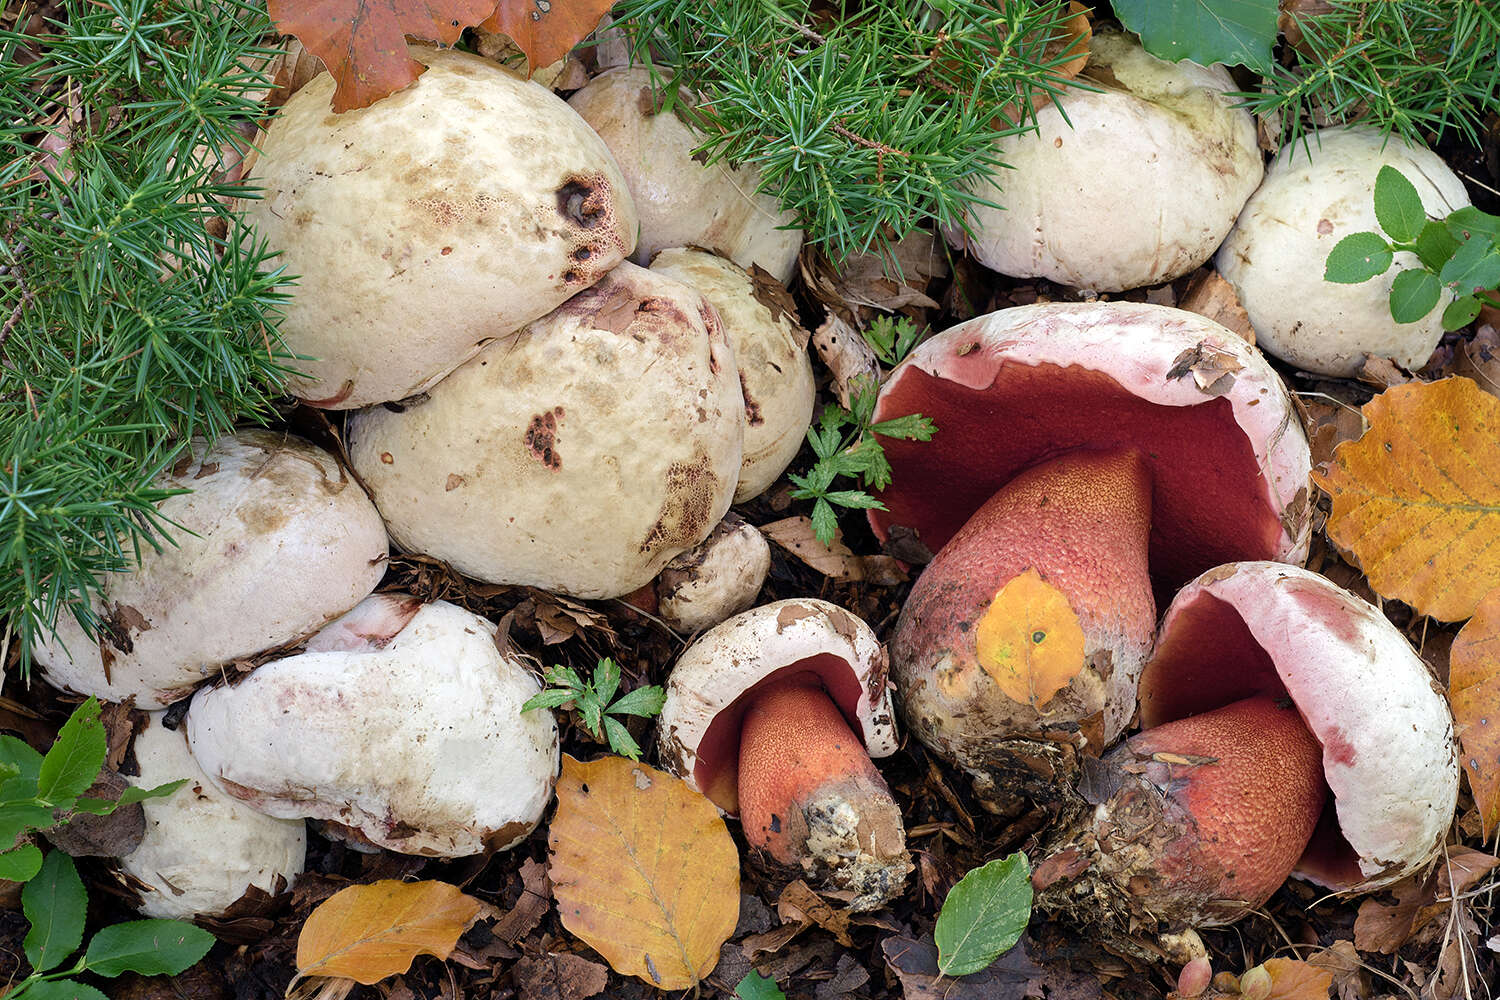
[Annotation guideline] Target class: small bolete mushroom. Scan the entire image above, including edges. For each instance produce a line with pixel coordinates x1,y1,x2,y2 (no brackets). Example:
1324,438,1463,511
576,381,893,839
658,599,910,910
35,431,389,709
569,68,804,283
1036,562,1459,934
186,595,560,857
948,30,1263,292
1216,125,1472,376
871,302,1312,809
119,713,306,921
655,514,771,634
240,46,638,408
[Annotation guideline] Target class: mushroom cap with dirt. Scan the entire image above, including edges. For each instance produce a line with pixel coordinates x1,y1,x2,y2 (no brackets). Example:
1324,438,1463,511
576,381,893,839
186,595,560,857
649,247,815,502
348,261,744,600
119,713,306,921
655,514,771,634
569,67,803,283
240,46,638,409
871,302,1311,811
659,599,908,910
1216,125,1472,377
1035,561,1459,933
948,29,1263,292
34,431,389,709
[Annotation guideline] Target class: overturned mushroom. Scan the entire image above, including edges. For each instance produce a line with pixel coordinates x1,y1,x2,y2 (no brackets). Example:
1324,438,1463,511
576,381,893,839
658,599,910,910
656,514,771,634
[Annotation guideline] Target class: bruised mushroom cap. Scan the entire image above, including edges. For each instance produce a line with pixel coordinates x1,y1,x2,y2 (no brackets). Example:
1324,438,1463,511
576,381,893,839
1140,561,1459,890
568,68,803,283
119,713,306,920
649,248,815,502
658,599,897,814
656,514,771,634
240,46,637,408
948,30,1262,292
1216,125,1471,377
35,431,388,709
186,595,560,857
348,262,743,599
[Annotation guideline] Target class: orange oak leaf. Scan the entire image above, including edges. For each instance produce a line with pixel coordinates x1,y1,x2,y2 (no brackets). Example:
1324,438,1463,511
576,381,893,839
548,755,739,989
482,0,618,73
1313,377,1500,622
293,879,487,986
974,568,1085,708
1263,958,1333,999
1451,587,1500,839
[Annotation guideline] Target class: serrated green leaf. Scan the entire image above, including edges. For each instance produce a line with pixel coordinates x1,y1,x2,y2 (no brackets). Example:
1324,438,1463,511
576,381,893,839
15,980,110,1000
23,851,87,973
71,777,184,816
1442,295,1485,331
0,803,62,847
37,699,105,804
0,762,21,786
81,919,215,977
736,970,788,999
1373,166,1426,243
0,844,45,882
1112,0,1277,72
871,414,937,441
593,658,621,708
934,852,1033,977
1389,268,1442,324
576,694,606,740
1325,232,1394,283
609,685,666,718
1447,207,1500,244
602,716,643,761
819,490,887,510
1439,233,1500,296
1413,220,1461,271
810,499,840,546
521,689,578,713
0,735,44,789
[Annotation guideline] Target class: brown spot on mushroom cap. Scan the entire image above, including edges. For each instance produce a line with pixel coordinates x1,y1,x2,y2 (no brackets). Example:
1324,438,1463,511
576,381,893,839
639,452,717,555
523,409,563,470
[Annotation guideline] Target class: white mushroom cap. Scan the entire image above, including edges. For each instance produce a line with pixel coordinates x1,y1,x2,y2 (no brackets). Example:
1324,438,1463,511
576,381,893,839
241,46,638,408
568,68,803,283
35,431,388,709
119,714,306,920
1140,561,1459,890
1216,125,1471,376
659,599,897,813
949,30,1263,292
655,514,771,634
186,596,560,857
650,248,815,501
349,262,744,599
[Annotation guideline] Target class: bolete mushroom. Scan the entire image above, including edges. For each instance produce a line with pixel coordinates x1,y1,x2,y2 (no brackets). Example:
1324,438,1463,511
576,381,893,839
119,713,306,921
1035,562,1459,934
655,514,771,634
35,431,389,709
948,30,1263,292
870,302,1311,810
569,68,803,283
658,599,910,910
186,595,560,857
1216,125,1472,376
348,261,743,599
240,46,638,408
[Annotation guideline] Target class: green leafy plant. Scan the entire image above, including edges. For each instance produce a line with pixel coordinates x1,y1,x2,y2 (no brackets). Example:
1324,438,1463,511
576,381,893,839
934,852,1033,977
861,315,927,368
1324,165,1500,331
521,658,667,761
735,970,787,999
1113,0,1277,71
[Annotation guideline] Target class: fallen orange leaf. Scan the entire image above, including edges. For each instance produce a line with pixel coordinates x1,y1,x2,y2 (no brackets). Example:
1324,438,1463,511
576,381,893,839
294,880,487,986
1314,377,1500,622
1451,587,1500,840
548,755,739,989
1263,957,1333,999
481,0,618,77
974,568,1085,708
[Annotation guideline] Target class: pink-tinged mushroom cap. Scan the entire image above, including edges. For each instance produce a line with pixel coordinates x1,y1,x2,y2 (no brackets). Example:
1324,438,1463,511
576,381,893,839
870,302,1312,587
1140,561,1459,890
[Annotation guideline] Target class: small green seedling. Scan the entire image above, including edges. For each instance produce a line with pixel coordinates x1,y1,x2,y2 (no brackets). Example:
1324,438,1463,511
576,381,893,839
934,852,1033,978
1325,165,1500,331
861,315,927,368
521,658,666,761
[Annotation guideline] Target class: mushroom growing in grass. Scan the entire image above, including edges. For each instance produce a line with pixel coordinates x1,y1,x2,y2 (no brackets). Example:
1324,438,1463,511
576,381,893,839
870,302,1312,812
658,599,910,910
1035,562,1459,936
187,595,559,857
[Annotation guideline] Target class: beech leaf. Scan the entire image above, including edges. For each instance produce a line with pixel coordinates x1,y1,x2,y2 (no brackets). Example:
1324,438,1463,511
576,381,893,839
973,569,1085,709
1262,957,1333,999
294,880,487,986
1450,588,1500,839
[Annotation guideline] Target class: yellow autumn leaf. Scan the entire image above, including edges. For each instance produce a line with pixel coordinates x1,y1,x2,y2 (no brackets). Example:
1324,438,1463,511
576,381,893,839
548,755,739,990
974,568,1085,708
1314,377,1500,622
293,880,486,986
1450,586,1500,840
1263,957,1333,999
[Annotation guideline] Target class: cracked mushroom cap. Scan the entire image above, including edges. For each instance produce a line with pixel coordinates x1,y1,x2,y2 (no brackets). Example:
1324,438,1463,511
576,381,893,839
658,599,898,814
348,262,743,599
185,595,560,857
948,30,1263,292
35,431,389,709
1216,125,1471,377
119,713,306,921
240,46,637,408
1139,561,1459,890
650,248,815,502
569,68,803,283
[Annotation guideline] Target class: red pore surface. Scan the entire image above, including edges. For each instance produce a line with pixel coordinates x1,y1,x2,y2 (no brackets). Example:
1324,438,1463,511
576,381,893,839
872,362,1280,590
